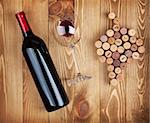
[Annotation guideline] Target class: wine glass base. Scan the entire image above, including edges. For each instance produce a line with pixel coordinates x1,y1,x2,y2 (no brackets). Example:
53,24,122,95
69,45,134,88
67,73,92,86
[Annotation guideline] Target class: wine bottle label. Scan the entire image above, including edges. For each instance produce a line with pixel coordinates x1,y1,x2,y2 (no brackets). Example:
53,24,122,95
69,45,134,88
130,36,137,44
128,29,136,36
113,25,120,32
106,58,113,64
108,72,116,79
138,46,145,54
112,52,120,60
120,27,127,35
108,37,115,44
136,39,144,46
108,12,116,19
95,40,102,48
97,48,104,56
115,67,122,74
115,39,122,46
123,42,131,49
100,35,108,42
102,42,110,50
105,50,112,58
118,46,125,53
114,32,121,39
132,52,140,59
106,29,115,37
107,65,115,72
122,35,129,42
120,55,127,62
131,44,138,51
110,44,117,52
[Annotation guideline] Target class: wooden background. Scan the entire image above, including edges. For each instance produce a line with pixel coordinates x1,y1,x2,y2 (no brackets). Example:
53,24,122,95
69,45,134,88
0,0,149,123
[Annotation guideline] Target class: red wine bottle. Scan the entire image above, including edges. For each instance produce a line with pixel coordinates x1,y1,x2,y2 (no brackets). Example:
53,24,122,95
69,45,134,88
16,11,69,112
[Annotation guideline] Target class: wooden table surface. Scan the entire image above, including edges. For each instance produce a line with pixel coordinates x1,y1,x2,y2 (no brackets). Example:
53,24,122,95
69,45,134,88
0,0,149,123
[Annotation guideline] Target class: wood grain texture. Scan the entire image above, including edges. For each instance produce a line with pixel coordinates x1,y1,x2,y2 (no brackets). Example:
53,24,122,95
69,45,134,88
0,0,149,123
1,0,23,123
23,0,49,123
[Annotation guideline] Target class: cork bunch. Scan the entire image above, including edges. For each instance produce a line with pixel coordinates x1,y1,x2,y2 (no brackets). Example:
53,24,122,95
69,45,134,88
95,12,145,86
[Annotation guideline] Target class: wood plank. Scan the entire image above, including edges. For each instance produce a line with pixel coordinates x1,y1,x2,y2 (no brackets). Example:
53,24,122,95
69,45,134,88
0,1,6,122
73,0,100,123
126,0,149,123
48,0,75,122
23,0,49,123
99,0,126,123
49,0,101,122
2,0,23,123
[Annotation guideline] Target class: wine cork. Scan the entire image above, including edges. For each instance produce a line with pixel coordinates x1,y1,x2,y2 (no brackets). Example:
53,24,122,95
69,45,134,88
110,79,118,86
106,29,115,37
102,42,110,50
116,74,124,81
128,29,136,36
132,52,140,59
120,55,127,62
106,58,113,64
113,17,120,25
112,52,120,60
130,36,137,44
100,35,108,42
113,60,121,67
120,27,127,35
131,44,138,51
127,57,133,64
113,25,120,32
115,39,122,46
108,72,116,79
118,46,125,53
105,50,112,58
125,50,132,57
114,32,121,39
122,35,129,42
120,63,127,70
138,46,145,54
136,39,144,46
108,12,116,19
97,48,104,56
95,40,102,48
115,67,122,74
110,44,117,52
108,37,115,44
107,65,115,72
123,42,131,49
99,56,106,63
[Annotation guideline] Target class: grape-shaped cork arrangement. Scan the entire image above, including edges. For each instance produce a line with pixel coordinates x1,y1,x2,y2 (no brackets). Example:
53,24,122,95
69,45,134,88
95,12,145,86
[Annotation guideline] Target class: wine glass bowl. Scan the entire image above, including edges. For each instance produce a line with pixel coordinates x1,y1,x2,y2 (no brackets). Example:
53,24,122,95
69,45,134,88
49,1,92,86
53,18,80,47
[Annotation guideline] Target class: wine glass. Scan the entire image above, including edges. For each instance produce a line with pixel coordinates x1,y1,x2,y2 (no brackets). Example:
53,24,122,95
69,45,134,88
49,0,92,86
55,18,92,86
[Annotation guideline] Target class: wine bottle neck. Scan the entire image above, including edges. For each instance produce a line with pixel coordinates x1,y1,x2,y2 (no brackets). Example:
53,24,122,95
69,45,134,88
16,11,33,37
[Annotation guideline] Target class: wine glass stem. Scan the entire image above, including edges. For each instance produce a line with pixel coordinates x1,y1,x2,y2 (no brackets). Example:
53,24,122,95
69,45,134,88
71,45,80,74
